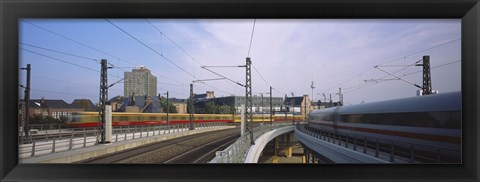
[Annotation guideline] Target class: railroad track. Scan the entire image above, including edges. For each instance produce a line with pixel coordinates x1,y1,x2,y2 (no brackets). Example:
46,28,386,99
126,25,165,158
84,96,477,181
164,134,239,164
79,127,240,164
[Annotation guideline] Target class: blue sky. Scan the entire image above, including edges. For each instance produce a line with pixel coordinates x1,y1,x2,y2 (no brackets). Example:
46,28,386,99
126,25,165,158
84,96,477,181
19,19,461,105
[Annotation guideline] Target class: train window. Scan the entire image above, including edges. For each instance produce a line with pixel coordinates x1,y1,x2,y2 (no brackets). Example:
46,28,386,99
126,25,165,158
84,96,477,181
119,116,128,121
320,113,334,121
340,111,460,129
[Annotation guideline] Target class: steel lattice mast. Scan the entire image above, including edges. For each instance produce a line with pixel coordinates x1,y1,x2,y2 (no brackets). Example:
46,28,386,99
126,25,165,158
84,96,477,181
422,55,432,95
97,59,108,144
245,57,254,145
189,83,195,130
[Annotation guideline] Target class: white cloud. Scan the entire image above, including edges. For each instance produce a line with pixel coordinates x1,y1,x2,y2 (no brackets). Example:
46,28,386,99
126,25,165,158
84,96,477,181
22,19,461,104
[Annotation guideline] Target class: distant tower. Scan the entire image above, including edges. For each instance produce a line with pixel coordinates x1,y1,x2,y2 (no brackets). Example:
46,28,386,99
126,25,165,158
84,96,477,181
310,81,315,102
124,66,157,97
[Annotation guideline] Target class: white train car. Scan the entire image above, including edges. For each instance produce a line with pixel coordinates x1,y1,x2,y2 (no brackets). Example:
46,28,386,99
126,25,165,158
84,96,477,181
308,91,461,161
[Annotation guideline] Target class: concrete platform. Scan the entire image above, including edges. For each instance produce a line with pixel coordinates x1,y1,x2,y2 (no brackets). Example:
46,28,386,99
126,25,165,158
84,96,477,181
21,126,236,163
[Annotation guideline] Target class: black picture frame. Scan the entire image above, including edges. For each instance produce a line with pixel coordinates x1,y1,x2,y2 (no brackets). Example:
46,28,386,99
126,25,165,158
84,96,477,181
1,0,479,181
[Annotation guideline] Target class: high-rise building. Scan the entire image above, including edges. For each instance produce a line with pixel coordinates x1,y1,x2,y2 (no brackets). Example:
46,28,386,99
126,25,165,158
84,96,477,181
124,66,157,97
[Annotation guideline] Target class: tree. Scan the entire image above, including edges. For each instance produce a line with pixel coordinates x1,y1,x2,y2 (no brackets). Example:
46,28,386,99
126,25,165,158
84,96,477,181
205,102,217,114
30,114,43,124
59,115,69,123
218,104,232,114
159,97,178,113
29,114,64,124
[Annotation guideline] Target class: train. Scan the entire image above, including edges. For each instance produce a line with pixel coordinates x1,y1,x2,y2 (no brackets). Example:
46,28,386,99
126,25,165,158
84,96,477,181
307,91,461,161
66,112,305,127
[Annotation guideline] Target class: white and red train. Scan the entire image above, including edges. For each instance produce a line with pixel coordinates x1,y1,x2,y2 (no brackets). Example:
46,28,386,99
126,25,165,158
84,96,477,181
307,91,461,161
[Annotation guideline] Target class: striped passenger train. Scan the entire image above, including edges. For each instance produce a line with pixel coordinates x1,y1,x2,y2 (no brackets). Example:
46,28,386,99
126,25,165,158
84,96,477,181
66,112,304,128
307,91,461,162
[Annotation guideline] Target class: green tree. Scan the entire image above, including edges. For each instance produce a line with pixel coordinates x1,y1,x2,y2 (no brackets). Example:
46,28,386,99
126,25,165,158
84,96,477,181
160,97,178,113
59,115,69,123
44,116,61,124
217,104,232,114
30,114,43,124
205,102,217,114
29,115,63,124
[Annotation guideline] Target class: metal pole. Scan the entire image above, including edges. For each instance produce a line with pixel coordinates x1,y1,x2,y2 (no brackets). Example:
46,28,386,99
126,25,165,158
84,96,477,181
261,93,264,125
330,94,332,107
311,81,315,104
98,59,109,144
422,55,432,95
323,93,326,106
270,86,272,125
245,57,254,145
304,95,307,122
166,91,169,129
339,88,343,106
291,93,295,125
189,83,194,130
21,64,31,141
232,104,235,124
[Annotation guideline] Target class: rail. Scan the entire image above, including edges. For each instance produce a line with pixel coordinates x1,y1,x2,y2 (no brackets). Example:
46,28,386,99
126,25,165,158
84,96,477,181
18,122,230,159
209,121,303,163
299,124,460,163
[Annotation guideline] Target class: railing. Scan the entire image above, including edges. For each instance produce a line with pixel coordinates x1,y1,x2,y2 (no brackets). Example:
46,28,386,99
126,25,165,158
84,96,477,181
18,122,230,159
299,125,460,163
210,121,303,163
18,124,70,144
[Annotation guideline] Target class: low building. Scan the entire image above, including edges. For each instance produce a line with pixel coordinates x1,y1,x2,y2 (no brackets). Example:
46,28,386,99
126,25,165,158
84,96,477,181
29,98,84,119
108,95,162,113
194,94,284,114
71,99,97,111
18,98,84,125
193,91,215,101
169,98,188,114
284,95,312,116
316,100,342,109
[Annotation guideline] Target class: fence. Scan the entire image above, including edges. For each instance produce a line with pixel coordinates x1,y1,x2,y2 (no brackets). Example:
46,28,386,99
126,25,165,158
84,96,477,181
18,122,229,159
299,125,460,163
210,122,300,163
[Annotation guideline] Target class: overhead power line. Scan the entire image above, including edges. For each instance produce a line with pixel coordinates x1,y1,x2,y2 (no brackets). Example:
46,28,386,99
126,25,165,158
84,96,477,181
22,20,209,97
20,42,99,62
252,63,271,87
20,48,122,79
194,82,234,96
376,38,460,66
157,87,189,97
106,19,197,79
20,42,131,74
21,48,98,73
201,66,245,87
145,19,204,67
22,20,138,67
401,60,461,77
343,59,461,94
247,19,256,57
272,87,287,96
321,38,460,93
31,88,98,98
146,19,241,96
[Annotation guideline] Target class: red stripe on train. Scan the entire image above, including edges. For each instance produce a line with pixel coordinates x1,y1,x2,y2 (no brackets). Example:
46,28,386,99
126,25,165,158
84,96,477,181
313,123,460,144
67,120,231,127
